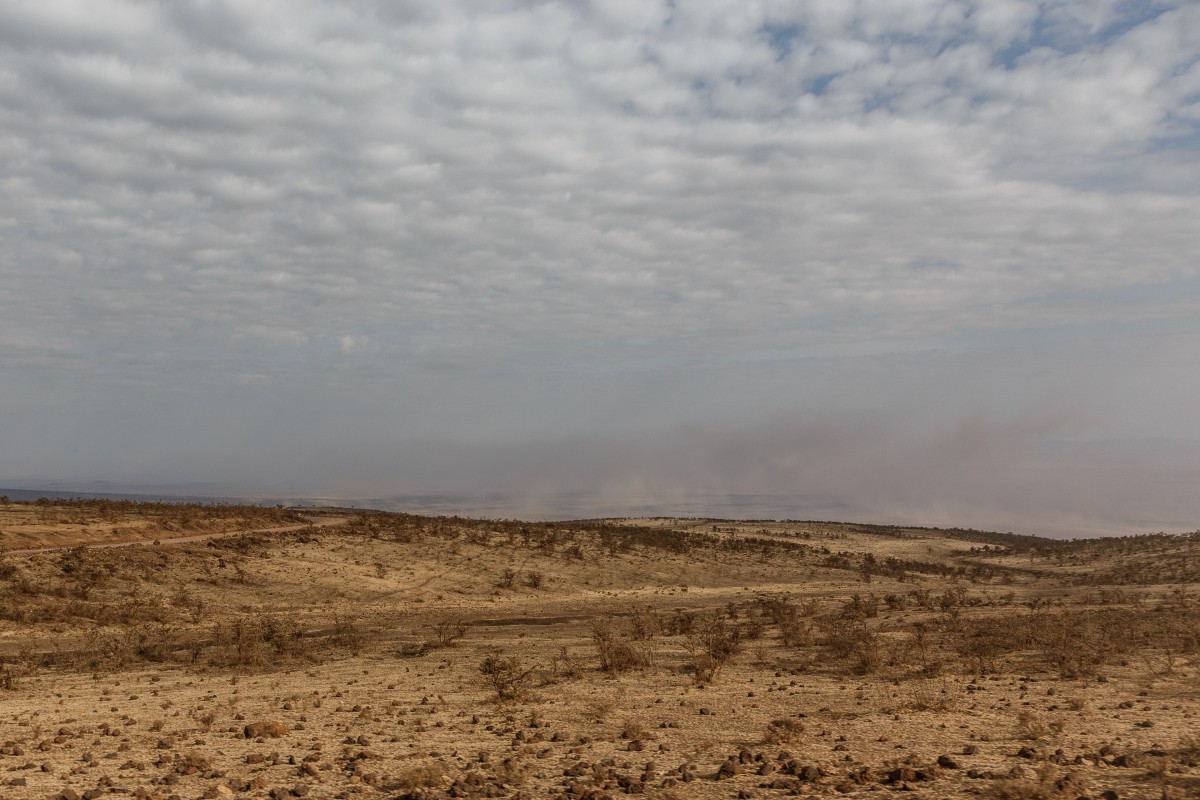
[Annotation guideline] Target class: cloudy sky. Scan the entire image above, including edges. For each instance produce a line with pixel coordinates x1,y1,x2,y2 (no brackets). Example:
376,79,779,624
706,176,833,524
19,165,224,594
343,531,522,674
2,0,1199,535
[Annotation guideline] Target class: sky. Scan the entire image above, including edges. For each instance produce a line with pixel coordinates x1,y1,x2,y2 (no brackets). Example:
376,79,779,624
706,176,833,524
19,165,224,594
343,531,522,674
2,0,1199,536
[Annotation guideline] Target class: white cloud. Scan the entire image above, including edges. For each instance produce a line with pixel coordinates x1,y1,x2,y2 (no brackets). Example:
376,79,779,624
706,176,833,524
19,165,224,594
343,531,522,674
1,0,1198,530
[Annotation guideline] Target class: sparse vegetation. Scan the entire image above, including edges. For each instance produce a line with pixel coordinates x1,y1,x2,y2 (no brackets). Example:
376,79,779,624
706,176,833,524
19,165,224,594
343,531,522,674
479,652,535,701
0,499,1197,799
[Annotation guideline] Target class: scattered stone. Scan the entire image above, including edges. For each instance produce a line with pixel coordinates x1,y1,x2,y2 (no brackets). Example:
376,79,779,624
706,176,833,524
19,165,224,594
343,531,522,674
244,722,289,739
715,758,740,780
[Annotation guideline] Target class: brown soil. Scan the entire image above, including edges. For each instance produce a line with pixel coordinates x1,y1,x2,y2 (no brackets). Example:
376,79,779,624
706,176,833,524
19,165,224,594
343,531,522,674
1,501,1198,800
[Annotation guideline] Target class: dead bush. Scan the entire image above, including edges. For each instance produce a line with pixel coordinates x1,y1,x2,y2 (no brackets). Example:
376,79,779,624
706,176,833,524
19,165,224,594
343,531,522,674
391,764,447,793
764,717,805,745
821,616,881,674
1036,613,1111,679
843,593,880,619
626,605,662,640
479,652,535,702
428,615,470,648
548,646,584,681
903,679,956,712
686,611,741,684
331,613,366,653
760,598,816,647
209,616,271,669
78,628,138,673
136,624,183,663
259,614,307,659
592,615,655,673
1015,711,1062,741
0,663,20,691
621,719,651,741
986,765,1085,800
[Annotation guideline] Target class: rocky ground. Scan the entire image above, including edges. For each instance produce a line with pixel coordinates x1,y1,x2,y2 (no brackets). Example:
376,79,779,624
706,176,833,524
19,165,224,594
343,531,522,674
2,501,1199,799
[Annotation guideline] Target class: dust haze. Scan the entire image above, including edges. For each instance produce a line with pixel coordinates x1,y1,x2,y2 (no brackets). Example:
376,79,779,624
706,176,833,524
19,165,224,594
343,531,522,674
253,410,1199,538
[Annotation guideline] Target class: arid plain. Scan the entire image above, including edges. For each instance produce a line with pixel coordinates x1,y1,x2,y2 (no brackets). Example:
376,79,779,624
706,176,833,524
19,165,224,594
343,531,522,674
2,499,1199,800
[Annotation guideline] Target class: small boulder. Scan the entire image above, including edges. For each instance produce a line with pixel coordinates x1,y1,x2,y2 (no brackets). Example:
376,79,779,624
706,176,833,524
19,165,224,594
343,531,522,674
244,722,289,739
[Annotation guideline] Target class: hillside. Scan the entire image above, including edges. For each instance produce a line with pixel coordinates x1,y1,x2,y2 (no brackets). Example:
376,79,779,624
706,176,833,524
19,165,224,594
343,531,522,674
2,500,1198,800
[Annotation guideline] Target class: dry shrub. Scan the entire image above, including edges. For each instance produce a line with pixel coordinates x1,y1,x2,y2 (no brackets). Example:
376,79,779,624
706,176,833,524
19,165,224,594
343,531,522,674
78,628,138,672
331,613,366,652
548,646,584,681
987,765,1086,800
903,678,957,711
428,615,470,648
488,756,530,787
897,622,944,676
1015,711,1062,741
820,615,881,675
764,717,805,745
479,652,535,702
259,614,307,658
844,593,880,619
1036,613,1112,679
686,611,741,684
0,663,19,691
626,605,662,640
759,597,817,647
190,708,217,732
585,699,615,721
592,615,655,673
214,617,270,668
621,719,650,741
135,624,184,663
1177,733,1200,758
391,764,447,793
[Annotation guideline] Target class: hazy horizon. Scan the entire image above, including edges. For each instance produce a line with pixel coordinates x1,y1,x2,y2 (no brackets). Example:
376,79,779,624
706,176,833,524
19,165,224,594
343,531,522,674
3,1,1199,539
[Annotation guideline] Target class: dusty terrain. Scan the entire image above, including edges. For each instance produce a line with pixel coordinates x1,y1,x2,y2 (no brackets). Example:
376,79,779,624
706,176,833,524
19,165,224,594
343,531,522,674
2,499,1199,800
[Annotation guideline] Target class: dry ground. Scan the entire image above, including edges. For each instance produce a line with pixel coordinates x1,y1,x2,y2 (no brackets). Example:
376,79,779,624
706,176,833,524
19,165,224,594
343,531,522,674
2,500,1199,800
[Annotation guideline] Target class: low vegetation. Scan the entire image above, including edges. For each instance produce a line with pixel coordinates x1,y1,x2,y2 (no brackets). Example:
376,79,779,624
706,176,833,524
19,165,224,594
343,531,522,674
1,497,1198,799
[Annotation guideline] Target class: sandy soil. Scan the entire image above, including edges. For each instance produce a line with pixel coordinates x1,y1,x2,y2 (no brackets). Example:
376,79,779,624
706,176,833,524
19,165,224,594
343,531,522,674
1,502,1198,800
